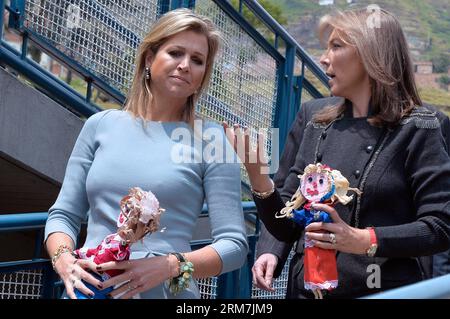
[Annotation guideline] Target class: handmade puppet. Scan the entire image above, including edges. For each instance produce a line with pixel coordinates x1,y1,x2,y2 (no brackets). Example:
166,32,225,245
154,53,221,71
73,187,165,299
276,163,361,299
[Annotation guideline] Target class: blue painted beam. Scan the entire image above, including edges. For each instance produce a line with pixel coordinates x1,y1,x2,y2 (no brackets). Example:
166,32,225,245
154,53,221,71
240,0,329,89
24,29,125,105
0,0,5,40
0,42,101,116
0,212,48,231
0,202,257,232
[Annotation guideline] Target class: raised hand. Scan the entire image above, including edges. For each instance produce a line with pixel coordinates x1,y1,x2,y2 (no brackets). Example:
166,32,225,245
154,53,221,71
222,122,273,192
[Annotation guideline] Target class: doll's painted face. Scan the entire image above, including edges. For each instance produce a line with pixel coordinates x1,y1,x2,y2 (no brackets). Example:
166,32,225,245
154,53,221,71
300,172,331,202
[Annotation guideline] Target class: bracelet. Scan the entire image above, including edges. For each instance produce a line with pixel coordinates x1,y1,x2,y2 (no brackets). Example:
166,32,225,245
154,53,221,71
51,244,73,270
251,179,275,199
168,252,194,295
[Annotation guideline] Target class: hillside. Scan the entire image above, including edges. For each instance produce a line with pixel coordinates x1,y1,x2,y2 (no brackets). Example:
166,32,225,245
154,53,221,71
277,0,449,69
268,0,450,109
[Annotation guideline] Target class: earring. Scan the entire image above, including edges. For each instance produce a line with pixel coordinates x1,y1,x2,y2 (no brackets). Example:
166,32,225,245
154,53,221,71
145,67,151,80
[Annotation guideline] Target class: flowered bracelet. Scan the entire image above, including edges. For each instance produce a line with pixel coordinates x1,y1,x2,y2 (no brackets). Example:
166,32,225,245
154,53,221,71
51,244,73,270
168,252,194,295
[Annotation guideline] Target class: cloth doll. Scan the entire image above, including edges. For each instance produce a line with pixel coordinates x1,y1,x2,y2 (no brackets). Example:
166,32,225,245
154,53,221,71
276,163,361,299
73,187,165,299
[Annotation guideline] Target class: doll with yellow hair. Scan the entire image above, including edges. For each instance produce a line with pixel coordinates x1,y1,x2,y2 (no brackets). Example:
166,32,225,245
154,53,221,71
276,163,360,299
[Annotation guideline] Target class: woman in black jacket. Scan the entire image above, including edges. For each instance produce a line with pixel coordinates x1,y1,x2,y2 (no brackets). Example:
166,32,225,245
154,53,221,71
225,8,450,298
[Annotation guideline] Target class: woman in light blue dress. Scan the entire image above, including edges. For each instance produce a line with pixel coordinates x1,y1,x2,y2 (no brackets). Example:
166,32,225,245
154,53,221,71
45,8,248,299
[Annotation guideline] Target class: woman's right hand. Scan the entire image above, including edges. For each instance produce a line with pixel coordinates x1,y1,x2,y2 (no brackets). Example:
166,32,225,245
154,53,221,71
222,122,267,174
54,252,103,299
251,253,278,292
222,122,273,192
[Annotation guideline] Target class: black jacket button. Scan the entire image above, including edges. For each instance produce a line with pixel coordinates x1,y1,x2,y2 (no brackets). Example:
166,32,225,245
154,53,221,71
321,132,327,139
366,145,374,153
317,153,322,162
354,170,361,178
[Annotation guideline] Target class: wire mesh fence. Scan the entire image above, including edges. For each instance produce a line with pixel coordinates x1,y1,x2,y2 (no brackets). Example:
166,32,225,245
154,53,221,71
0,266,220,299
198,277,218,299
0,269,44,299
24,0,159,93
194,0,278,182
251,250,293,299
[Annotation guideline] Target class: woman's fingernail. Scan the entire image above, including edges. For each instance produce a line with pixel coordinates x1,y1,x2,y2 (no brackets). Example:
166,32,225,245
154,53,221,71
97,283,103,289
96,266,102,271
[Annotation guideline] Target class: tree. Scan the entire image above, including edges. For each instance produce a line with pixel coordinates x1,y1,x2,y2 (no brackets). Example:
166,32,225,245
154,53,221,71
438,75,450,86
231,0,287,28
431,53,450,73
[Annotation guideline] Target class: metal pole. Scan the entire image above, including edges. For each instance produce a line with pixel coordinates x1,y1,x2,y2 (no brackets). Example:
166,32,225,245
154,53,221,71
0,0,5,40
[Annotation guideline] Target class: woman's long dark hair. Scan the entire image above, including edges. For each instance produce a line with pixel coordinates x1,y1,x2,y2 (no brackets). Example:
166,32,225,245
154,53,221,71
314,8,421,127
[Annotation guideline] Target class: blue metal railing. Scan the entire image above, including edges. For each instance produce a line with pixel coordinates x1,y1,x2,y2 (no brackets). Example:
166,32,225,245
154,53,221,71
191,0,329,153
1,0,121,117
1,0,330,144
0,202,259,299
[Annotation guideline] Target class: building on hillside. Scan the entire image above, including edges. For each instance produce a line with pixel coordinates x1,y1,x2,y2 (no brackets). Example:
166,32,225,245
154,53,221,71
414,61,433,74
319,0,334,5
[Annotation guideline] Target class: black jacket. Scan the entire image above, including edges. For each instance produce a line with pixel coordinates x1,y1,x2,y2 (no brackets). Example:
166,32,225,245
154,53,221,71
255,97,450,298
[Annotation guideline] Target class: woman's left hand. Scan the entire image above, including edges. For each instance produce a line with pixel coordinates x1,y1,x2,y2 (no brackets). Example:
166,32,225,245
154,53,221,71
305,203,371,255
98,256,170,299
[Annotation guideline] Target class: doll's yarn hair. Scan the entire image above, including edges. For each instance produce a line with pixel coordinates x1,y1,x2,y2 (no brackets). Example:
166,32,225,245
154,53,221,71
276,163,361,219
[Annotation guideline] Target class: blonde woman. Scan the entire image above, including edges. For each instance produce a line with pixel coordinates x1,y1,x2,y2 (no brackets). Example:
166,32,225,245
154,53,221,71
45,9,248,299
227,8,450,298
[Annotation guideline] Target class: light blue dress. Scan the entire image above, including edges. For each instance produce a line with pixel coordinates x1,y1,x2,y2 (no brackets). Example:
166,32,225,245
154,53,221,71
45,110,248,298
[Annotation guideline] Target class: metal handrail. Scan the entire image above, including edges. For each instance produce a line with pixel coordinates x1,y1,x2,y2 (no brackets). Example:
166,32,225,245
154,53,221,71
0,41,102,117
0,202,257,232
362,273,450,299
7,0,127,105
0,201,258,299
241,0,329,88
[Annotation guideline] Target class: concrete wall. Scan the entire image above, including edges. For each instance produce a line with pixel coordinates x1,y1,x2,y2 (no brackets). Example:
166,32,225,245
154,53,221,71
0,67,85,260
0,67,83,185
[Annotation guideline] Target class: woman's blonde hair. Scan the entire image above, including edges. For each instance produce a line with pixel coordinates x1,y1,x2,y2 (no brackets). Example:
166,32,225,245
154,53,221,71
124,8,221,123
314,8,421,127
